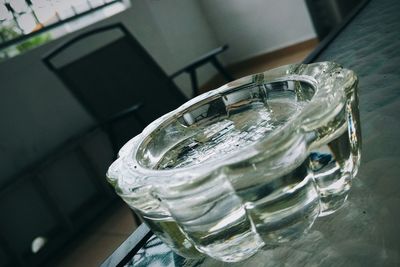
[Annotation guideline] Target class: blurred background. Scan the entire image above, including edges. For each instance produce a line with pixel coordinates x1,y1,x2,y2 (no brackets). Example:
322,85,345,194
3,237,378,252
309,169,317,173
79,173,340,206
0,0,362,266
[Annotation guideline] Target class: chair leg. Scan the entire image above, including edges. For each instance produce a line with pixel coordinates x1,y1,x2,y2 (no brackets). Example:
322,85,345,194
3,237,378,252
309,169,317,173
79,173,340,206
211,57,234,82
189,69,199,97
103,125,120,159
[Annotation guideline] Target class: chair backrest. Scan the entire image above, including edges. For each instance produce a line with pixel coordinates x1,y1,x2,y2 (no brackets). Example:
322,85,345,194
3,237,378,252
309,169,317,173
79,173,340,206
43,23,187,124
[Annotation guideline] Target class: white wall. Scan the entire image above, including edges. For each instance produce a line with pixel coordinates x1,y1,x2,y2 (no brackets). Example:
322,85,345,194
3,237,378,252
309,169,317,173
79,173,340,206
144,0,220,95
199,0,316,63
145,0,218,72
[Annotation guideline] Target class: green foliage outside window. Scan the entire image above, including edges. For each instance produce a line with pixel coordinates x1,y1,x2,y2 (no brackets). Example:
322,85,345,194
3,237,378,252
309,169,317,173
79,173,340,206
0,26,51,61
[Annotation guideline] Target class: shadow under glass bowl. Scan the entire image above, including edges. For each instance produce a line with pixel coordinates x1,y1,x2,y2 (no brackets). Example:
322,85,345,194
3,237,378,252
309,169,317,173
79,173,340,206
107,61,361,262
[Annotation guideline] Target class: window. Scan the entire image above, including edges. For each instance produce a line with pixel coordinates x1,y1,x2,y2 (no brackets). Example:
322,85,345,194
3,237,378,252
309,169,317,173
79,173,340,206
0,0,130,60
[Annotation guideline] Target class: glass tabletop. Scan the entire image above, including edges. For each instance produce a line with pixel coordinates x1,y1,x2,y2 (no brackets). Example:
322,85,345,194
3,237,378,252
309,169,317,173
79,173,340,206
104,0,400,265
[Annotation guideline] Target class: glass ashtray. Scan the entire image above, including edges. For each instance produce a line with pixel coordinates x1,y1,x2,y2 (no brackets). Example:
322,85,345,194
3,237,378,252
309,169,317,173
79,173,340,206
107,62,361,262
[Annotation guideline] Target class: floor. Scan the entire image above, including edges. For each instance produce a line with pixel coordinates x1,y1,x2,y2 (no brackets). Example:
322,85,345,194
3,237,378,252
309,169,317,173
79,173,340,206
53,202,137,267
199,38,318,94
53,39,317,267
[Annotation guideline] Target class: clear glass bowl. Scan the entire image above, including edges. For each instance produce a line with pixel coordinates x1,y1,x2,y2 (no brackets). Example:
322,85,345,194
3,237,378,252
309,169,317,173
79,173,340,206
107,62,361,262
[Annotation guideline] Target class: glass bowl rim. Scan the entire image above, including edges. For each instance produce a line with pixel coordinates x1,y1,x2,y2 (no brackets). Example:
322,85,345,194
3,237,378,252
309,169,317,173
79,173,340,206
107,61,357,185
